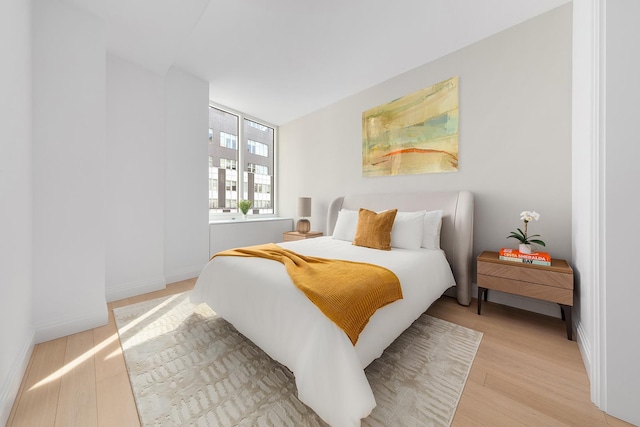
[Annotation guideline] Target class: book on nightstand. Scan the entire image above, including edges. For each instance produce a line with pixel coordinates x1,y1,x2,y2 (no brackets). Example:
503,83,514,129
499,248,551,266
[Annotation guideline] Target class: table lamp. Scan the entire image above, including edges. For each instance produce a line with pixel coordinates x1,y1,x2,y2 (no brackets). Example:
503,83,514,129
297,197,311,233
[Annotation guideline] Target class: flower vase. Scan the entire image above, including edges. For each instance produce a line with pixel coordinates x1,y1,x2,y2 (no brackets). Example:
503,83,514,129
519,243,532,254
242,214,247,220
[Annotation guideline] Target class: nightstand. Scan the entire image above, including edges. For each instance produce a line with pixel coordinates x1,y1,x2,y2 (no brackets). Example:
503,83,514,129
282,231,323,242
476,251,574,340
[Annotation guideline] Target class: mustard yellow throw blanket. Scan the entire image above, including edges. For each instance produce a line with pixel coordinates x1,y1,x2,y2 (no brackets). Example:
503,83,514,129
214,243,403,345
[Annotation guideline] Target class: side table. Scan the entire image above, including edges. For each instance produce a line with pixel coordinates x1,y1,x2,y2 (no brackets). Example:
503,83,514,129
476,251,574,340
282,231,323,242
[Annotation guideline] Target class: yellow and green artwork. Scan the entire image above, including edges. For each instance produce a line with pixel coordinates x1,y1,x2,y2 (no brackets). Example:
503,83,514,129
362,76,459,176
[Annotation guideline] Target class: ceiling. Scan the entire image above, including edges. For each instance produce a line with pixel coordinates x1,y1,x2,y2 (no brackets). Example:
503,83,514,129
63,0,571,125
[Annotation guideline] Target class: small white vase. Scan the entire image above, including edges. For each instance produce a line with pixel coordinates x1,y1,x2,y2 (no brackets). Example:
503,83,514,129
519,243,532,254
242,213,247,220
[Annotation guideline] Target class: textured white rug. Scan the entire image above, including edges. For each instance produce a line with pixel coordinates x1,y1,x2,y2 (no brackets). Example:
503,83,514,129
114,293,482,426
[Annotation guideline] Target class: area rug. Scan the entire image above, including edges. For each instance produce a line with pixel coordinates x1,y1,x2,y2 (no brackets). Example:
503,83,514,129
113,293,482,426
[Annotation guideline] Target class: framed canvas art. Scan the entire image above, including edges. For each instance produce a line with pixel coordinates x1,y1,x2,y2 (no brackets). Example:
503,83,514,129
362,76,459,177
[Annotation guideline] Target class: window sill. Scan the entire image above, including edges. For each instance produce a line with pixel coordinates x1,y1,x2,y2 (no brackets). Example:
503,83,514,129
209,216,292,225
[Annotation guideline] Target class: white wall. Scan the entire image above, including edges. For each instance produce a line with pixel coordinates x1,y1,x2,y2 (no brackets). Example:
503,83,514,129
32,0,108,342
209,219,294,257
1,3,210,420
105,60,211,298
571,0,601,404
164,67,210,283
279,5,573,316
572,2,640,424
603,0,640,423
0,0,34,424
105,54,166,301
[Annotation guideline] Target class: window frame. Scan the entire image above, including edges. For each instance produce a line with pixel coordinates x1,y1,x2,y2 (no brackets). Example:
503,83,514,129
208,102,278,222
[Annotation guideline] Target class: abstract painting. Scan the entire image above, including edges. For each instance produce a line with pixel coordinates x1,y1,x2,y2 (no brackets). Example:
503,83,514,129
362,76,459,176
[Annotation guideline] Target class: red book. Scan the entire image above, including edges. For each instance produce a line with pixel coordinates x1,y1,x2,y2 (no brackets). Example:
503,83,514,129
499,248,551,262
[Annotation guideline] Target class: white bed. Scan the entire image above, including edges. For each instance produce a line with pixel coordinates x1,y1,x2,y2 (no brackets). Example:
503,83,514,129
191,191,474,426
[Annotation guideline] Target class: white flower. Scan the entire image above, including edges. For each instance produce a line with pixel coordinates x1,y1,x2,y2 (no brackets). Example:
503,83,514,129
520,211,540,222
509,210,546,247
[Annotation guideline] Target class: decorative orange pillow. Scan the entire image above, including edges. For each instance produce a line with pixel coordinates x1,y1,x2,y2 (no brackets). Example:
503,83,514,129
353,208,398,250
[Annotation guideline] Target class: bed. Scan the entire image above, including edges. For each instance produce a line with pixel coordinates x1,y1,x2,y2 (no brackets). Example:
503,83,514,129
190,190,474,426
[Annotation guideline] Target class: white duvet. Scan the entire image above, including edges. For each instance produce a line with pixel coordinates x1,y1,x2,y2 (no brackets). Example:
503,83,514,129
190,237,455,426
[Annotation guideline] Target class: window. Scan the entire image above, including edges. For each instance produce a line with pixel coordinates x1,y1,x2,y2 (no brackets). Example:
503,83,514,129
220,158,237,170
254,183,271,194
208,178,218,208
247,163,269,175
247,120,268,132
208,105,276,220
220,131,237,149
247,140,268,157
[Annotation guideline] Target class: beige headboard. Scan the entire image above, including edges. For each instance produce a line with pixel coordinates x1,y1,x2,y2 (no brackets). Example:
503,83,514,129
326,191,474,306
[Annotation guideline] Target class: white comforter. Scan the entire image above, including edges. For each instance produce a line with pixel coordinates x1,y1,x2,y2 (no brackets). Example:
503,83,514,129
190,237,455,426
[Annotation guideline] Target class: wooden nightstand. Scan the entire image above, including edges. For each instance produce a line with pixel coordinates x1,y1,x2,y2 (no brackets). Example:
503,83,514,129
282,231,323,242
476,251,574,340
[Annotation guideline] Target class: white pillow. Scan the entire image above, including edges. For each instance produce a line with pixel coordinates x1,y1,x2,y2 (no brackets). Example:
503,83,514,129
332,209,359,241
422,210,443,249
391,211,426,250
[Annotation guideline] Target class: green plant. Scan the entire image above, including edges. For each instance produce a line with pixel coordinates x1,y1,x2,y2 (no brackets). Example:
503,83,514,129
239,199,252,215
507,211,546,246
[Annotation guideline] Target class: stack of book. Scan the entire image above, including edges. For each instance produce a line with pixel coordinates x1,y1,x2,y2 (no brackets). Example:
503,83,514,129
499,248,551,266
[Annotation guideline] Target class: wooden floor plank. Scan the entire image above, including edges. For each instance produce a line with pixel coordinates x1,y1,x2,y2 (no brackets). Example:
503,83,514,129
428,297,634,427
473,340,590,389
454,391,527,427
9,337,67,427
7,280,636,427
93,314,127,384
54,330,98,427
607,413,636,426
5,337,37,427
459,379,569,427
96,371,140,427
483,370,607,426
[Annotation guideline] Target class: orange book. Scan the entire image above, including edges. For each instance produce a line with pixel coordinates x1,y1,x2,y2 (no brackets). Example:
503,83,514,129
499,248,551,262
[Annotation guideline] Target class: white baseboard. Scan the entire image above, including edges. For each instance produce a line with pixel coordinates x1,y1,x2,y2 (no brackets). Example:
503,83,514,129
164,264,205,285
105,265,203,305
105,275,166,303
0,330,35,426
34,304,108,344
577,320,592,381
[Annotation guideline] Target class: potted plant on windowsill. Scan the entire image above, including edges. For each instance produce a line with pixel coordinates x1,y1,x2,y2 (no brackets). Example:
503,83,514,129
507,210,546,254
239,200,252,219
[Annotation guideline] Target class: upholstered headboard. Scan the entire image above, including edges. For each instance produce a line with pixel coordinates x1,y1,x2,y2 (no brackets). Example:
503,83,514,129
326,191,474,306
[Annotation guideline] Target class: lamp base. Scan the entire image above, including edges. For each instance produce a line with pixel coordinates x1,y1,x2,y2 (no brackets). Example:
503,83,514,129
296,219,310,233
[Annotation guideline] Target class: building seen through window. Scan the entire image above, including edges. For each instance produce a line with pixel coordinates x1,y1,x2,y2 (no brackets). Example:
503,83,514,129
247,163,268,174
208,106,275,219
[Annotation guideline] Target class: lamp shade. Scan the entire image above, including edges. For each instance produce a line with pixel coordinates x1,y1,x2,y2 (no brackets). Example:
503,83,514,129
297,197,311,217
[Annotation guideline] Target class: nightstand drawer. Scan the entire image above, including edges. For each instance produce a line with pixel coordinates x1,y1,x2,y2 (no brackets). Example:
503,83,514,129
477,261,573,290
477,274,573,305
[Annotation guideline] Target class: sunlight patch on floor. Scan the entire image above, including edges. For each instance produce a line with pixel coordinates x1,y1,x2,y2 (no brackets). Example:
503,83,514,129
28,294,182,392
28,333,117,391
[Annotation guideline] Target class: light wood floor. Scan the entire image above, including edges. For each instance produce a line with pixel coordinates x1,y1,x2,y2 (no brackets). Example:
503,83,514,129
7,279,633,427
